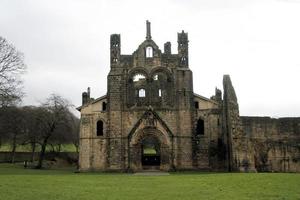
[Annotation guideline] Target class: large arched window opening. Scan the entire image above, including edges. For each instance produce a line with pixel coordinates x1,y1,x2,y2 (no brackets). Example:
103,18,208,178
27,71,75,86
127,72,148,107
96,120,104,136
150,69,174,106
133,74,146,82
196,119,204,135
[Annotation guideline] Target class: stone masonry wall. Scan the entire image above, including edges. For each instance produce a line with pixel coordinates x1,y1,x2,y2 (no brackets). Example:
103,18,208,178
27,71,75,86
241,117,300,172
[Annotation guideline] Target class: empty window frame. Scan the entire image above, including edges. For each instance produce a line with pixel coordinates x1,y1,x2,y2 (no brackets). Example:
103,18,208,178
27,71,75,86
181,56,187,65
146,46,153,58
194,101,199,109
102,102,107,111
196,119,204,135
96,120,104,136
139,89,146,97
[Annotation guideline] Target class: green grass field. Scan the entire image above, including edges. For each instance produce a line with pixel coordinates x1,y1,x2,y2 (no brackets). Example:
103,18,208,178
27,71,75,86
0,143,76,152
0,164,299,200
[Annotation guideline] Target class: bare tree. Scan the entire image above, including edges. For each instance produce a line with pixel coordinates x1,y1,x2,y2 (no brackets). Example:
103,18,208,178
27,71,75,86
0,36,26,107
21,106,44,162
35,94,73,169
0,106,26,163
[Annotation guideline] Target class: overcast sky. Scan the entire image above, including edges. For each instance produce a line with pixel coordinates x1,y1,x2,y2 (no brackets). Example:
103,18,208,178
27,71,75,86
1,0,299,117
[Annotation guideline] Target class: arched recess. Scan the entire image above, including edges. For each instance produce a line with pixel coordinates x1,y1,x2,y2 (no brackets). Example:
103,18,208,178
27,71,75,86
150,67,173,80
145,46,153,58
196,118,205,135
127,68,149,107
96,120,104,136
127,109,174,171
150,67,174,107
128,68,149,81
128,128,171,171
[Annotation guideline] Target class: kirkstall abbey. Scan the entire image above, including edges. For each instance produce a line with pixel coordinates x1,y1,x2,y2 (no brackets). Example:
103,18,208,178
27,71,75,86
77,21,300,172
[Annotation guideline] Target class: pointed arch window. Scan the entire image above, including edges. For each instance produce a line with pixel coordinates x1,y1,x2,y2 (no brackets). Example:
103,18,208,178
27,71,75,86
146,46,153,58
181,56,187,65
97,120,104,136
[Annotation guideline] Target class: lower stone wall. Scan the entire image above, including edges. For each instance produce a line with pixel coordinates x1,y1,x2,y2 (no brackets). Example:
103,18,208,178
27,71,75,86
241,116,300,172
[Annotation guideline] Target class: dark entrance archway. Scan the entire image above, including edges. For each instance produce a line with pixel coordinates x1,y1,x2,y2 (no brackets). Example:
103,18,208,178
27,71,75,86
128,127,172,171
141,135,160,167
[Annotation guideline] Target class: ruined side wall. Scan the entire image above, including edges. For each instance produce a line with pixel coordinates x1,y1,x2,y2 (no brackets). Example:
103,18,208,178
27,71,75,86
223,75,255,172
241,117,300,172
194,109,222,170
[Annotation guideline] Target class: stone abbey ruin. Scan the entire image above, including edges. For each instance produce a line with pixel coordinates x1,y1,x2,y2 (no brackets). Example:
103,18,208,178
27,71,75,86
77,21,300,172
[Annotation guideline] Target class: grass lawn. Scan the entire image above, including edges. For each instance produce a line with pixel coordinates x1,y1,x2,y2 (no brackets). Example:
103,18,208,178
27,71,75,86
0,143,77,152
0,164,299,200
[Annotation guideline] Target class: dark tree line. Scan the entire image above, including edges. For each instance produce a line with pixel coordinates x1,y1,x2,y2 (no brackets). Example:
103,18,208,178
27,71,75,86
0,36,79,168
0,94,79,168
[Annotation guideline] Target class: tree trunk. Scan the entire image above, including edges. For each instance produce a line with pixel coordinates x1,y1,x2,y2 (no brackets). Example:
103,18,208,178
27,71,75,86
36,136,49,169
57,144,61,153
11,133,17,163
75,144,79,154
73,143,79,170
30,141,36,162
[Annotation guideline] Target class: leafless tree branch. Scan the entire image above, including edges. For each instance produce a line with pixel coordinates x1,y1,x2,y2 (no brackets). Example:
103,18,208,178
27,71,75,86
0,36,26,106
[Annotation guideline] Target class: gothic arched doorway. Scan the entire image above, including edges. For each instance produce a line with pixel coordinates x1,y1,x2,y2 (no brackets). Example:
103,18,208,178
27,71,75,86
128,127,171,171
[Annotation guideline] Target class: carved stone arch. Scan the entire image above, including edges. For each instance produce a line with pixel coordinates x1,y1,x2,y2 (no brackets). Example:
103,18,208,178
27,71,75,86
128,67,149,80
150,67,174,107
150,67,173,81
127,109,174,140
127,109,174,171
130,127,170,147
127,68,150,107
137,40,161,57
128,127,172,171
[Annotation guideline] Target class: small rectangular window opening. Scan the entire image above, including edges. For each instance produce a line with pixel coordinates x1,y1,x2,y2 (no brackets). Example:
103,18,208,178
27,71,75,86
97,120,104,136
196,119,204,135
194,101,199,109
102,102,107,111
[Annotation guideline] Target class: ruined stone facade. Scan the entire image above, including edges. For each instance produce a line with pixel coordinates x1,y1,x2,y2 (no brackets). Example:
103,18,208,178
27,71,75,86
77,21,300,172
